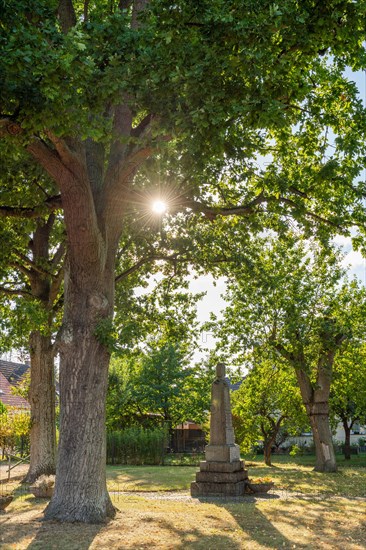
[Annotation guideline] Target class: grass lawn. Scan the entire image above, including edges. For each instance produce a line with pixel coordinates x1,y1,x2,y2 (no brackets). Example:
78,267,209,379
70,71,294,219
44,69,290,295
106,453,366,497
0,455,365,549
106,464,197,492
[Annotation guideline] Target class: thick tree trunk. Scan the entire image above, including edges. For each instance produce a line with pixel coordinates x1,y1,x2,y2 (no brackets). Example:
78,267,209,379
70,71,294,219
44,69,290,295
342,418,352,460
44,260,116,523
307,402,337,472
24,332,56,483
296,369,337,473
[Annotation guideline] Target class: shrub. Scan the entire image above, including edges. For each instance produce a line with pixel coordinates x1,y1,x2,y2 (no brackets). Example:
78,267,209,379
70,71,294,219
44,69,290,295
289,444,301,457
0,407,30,458
106,426,168,465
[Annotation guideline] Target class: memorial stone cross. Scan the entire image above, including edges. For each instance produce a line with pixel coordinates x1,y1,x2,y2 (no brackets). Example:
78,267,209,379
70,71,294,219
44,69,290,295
190,363,248,497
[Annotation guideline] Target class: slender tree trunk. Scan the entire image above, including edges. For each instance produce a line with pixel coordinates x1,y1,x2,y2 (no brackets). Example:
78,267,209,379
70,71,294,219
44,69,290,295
263,439,273,466
44,257,116,523
24,331,56,483
261,416,283,467
342,417,352,460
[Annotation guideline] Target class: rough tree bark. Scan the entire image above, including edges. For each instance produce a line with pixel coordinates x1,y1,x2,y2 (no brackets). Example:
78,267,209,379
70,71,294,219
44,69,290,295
24,109,153,520
24,331,56,483
296,368,337,473
275,335,345,473
24,0,151,519
23,217,62,483
44,250,117,522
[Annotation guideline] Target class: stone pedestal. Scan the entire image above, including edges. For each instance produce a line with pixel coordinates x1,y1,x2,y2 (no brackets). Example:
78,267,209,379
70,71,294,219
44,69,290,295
191,459,248,496
191,363,248,497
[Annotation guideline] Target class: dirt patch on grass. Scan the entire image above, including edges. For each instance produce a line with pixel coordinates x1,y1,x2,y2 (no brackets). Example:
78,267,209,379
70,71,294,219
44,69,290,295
0,492,365,549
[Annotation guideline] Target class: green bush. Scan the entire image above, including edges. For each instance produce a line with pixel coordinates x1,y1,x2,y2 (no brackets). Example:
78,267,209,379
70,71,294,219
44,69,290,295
106,427,167,465
289,444,301,457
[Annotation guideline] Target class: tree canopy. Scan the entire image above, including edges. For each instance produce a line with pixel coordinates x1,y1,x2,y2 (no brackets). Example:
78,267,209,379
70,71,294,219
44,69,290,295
208,234,366,471
1,0,366,522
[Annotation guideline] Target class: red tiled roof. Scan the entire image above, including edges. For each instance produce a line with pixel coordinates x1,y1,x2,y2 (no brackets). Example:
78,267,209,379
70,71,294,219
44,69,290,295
0,372,30,410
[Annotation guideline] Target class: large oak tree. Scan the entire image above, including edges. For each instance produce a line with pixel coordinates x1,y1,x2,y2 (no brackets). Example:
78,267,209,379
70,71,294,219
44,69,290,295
1,0,366,522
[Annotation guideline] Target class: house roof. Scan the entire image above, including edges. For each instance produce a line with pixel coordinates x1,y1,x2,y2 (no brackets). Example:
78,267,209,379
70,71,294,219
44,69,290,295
0,359,29,384
0,358,60,398
0,372,30,410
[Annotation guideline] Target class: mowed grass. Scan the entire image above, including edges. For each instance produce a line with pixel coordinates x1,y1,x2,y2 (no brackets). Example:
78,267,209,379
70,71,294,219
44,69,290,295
105,453,366,498
106,464,197,492
241,453,366,498
0,455,365,549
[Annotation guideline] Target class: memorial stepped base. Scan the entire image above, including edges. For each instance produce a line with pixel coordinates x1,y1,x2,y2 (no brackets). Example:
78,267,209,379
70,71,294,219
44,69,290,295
191,460,248,497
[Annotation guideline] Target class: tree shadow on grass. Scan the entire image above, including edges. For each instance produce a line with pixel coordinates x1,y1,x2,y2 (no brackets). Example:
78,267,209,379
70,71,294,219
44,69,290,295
265,497,366,548
0,486,104,550
217,494,366,549
194,496,293,550
140,516,243,549
106,465,195,492
217,502,302,549
26,519,104,550
0,507,104,550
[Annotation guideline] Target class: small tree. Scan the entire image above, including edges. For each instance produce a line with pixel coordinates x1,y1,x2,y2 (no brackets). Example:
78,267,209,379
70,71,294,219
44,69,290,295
106,355,141,431
330,343,366,459
210,236,366,472
232,353,307,466
0,148,64,481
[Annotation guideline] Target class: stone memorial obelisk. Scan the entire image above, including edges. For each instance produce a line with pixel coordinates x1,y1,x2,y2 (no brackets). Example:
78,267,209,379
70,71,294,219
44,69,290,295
191,363,248,496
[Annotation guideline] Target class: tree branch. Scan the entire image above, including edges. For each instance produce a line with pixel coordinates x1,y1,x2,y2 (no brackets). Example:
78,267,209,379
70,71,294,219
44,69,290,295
27,138,72,186
0,117,22,137
9,261,32,278
105,102,134,184
273,341,296,365
176,190,342,230
51,242,66,271
132,0,149,29
13,251,53,279
115,256,153,283
49,266,64,308
45,131,86,180
276,196,342,229
0,195,62,219
181,192,267,220
0,286,32,298
83,0,90,22
104,146,153,243
131,114,154,138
